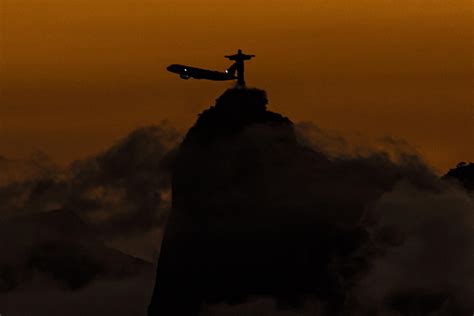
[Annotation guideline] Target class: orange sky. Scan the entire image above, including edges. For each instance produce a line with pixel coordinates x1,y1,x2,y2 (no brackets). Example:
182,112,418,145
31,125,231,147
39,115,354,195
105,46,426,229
0,0,472,173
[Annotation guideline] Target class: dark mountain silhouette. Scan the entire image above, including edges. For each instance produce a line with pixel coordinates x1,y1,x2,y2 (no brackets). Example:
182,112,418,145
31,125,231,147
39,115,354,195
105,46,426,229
0,209,150,292
148,88,460,315
443,162,474,191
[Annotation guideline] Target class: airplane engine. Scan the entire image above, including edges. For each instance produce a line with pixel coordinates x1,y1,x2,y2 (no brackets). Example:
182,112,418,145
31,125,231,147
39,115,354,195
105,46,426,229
180,74,190,80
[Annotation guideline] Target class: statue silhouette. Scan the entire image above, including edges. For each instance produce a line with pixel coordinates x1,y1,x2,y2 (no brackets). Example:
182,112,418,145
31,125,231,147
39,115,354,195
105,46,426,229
225,49,255,87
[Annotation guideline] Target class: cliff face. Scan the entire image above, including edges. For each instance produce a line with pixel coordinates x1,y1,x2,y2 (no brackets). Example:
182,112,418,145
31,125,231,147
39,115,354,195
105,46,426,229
148,89,366,315
148,89,468,316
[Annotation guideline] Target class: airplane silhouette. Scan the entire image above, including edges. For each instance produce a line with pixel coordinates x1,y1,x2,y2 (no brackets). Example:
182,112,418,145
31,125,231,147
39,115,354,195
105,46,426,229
167,49,255,86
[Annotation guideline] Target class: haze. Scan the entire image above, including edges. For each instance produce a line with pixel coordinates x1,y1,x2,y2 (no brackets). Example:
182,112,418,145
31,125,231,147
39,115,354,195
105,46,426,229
1,0,472,172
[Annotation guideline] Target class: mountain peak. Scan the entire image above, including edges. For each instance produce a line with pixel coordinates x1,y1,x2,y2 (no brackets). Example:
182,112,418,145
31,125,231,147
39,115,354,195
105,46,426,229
182,88,292,146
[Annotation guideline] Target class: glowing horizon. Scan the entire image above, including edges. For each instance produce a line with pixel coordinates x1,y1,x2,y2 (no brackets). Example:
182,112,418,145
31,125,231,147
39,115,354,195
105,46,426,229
1,0,472,172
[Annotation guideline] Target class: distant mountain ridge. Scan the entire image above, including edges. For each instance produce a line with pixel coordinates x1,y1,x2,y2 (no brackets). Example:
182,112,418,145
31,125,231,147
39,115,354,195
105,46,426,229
0,208,151,292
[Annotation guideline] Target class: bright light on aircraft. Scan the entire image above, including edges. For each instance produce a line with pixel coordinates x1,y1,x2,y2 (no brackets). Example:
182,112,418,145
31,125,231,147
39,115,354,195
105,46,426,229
166,50,254,84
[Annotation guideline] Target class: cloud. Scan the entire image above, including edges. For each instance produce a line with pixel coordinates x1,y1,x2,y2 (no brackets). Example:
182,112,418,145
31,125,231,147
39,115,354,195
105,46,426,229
0,124,180,235
65,124,180,236
353,182,474,315
0,123,179,294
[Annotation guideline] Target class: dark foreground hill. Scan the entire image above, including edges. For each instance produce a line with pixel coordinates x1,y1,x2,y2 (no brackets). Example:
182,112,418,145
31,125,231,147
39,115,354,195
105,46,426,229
148,89,472,316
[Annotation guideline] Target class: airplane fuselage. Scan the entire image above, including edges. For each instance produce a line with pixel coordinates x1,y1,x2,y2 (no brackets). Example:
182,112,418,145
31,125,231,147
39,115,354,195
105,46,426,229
167,64,236,81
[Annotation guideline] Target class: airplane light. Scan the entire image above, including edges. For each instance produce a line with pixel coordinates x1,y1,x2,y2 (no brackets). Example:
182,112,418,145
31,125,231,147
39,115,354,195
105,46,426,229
167,49,255,87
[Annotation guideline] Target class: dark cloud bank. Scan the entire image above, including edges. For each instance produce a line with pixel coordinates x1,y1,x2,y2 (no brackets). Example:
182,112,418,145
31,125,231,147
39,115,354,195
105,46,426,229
1,89,473,316
0,125,178,315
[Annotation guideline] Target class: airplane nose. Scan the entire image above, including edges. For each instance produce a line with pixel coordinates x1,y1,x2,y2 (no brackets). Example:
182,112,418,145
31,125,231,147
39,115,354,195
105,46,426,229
166,64,181,73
